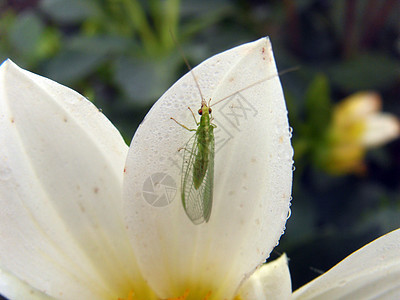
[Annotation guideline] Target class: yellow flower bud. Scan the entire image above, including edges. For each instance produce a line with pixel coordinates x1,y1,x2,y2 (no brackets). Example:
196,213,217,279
324,92,399,174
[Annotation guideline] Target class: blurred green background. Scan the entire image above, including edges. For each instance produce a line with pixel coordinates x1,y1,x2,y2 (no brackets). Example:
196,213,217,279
1,0,400,292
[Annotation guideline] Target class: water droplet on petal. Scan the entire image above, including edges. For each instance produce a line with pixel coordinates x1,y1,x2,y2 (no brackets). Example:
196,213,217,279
0,167,11,180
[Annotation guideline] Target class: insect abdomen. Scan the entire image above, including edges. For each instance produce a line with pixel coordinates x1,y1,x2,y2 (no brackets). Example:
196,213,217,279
193,130,209,189
193,113,213,189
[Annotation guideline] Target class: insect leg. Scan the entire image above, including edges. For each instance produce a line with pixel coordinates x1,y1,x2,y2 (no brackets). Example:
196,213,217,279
177,145,192,152
187,107,199,125
170,117,196,132
209,116,217,128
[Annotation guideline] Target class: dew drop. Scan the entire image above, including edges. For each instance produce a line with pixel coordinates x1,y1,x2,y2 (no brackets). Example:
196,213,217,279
286,208,292,220
288,126,293,134
338,279,348,286
0,167,11,180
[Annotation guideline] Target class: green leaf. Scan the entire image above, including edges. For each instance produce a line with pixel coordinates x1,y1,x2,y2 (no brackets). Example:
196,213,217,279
113,55,178,105
328,53,400,91
43,51,104,84
9,12,44,57
39,0,100,23
68,35,130,56
304,73,332,138
41,34,130,84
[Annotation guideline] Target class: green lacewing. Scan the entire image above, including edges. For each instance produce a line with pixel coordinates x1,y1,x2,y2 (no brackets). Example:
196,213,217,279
171,97,215,225
171,44,296,225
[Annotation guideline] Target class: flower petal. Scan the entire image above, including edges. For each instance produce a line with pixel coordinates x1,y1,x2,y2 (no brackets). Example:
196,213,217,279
362,114,400,147
334,92,381,124
293,228,400,299
123,38,293,299
237,254,292,300
0,267,53,300
0,60,148,298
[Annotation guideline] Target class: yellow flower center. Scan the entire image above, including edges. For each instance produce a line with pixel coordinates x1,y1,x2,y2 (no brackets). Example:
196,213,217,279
118,289,243,300
118,290,135,300
166,289,212,300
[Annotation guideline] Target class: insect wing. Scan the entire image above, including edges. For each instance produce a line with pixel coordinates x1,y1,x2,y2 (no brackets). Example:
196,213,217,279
202,132,214,222
181,131,214,224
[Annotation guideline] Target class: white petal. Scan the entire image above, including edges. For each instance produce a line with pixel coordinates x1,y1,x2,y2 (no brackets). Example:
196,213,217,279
362,114,400,147
0,60,145,298
123,38,293,298
0,267,53,300
293,228,400,299
237,254,292,300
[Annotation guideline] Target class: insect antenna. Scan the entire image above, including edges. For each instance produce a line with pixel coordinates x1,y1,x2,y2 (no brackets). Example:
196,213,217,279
170,32,205,106
210,65,299,108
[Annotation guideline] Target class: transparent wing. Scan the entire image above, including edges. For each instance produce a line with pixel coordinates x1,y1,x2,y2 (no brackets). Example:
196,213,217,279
202,131,214,222
181,129,215,224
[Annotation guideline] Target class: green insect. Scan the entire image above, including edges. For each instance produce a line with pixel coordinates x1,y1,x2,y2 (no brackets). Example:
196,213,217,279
171,50,295,225
171,70,293,225
171,97,216,225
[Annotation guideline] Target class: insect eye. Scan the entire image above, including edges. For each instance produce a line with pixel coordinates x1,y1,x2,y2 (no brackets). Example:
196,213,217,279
198,108,202,115
209,108,212,113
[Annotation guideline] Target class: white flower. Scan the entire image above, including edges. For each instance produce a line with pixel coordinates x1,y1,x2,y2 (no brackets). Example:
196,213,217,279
1,38,399,300
0,38,293,299
0,58,151,299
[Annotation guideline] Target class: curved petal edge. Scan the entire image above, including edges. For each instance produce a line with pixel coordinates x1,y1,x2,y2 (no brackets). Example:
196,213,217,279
237,254,292,300
293,228,400,299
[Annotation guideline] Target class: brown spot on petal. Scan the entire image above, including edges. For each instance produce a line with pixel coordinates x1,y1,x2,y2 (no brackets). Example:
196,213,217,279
261,47,267,60
78,202,85,213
